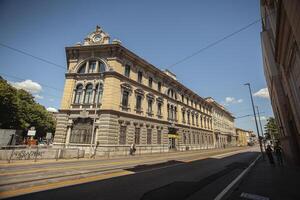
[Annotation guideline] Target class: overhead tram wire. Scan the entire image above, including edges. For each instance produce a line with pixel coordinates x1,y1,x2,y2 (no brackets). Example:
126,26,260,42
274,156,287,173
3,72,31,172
0,14,269,102
167,18,261,69
0,42,65,70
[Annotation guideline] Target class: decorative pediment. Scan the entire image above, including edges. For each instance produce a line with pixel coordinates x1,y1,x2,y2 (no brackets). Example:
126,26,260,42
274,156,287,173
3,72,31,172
146,93,155,100
156,96,164,103
83,25,110,46
135,88,145,96
120,82,132,92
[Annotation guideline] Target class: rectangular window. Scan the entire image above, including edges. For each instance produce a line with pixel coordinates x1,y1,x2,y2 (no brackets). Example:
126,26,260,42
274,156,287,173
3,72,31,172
148,99,153,113
183,133,186,144
157,129,162,144
138,71,143,83
125,65,130,77
193,134,196,144
122,91,129,107
158,82,161,92
134,127,140,144
182,111,185,123
119,126,126,145
147,129,152,144
157,103,162,116
182,95,184,102
136,95,142,111
148,77,153,88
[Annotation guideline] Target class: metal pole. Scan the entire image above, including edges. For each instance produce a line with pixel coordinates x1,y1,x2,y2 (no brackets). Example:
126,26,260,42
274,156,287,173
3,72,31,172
244,83,264,158
256,106,265,150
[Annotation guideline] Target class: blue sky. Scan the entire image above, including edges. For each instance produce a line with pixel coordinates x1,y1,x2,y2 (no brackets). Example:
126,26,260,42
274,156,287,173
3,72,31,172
0,0,273,134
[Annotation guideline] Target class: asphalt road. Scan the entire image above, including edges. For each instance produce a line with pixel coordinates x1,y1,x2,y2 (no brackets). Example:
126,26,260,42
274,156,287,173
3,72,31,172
3,148,259,200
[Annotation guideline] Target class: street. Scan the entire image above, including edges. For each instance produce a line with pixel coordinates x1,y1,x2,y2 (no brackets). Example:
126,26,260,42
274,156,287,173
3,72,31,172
0,147,259,200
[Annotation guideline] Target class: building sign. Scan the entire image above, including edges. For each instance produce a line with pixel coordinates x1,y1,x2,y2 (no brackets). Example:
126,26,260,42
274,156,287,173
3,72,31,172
46,132,52,139
27,130,36,136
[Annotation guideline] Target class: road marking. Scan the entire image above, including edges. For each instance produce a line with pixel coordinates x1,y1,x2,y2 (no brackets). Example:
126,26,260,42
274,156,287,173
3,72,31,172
0,148,257,199
240,192,270,200
213,154,261,200
0,170,134,199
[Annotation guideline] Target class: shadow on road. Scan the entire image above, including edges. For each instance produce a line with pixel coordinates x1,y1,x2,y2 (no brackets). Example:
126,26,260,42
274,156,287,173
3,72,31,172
125,160,185,173
6,151,259,200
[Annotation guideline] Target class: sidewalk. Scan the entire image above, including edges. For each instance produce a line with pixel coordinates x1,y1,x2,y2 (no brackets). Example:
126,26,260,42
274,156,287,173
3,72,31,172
227,156,300,200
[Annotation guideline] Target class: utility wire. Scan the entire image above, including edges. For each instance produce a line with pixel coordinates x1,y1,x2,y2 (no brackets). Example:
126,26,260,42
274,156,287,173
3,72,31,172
0,42,65,70
167,18,261,69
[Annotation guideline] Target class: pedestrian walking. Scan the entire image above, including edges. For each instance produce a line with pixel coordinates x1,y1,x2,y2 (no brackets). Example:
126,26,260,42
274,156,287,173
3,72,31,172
266,145,275,165
274,142,283,165
130,143,136,155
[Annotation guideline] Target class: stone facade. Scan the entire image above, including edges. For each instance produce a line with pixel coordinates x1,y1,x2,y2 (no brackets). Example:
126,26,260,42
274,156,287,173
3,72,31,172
235,128,251,147
205,97,236,148
54,26,214,156
260,0,300,165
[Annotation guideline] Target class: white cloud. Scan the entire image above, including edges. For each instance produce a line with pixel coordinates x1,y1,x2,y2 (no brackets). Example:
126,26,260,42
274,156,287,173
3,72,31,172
254,88,269,99
49,98,55,102
224,97,243,105
11,80,42,94
34,94,44,99
47,107,58,112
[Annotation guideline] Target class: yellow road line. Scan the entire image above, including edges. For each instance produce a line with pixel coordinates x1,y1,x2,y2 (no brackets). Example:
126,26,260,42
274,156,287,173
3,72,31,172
0,170,134,199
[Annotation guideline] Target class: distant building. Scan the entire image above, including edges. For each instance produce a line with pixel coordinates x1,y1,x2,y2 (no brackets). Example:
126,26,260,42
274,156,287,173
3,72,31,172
235,128,252,147
205,97,236,147
260,0,300,165
53,26,215,155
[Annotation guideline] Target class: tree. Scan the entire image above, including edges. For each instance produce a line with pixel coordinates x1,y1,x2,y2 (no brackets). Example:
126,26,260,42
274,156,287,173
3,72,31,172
0,77,56,138
264,117,279,140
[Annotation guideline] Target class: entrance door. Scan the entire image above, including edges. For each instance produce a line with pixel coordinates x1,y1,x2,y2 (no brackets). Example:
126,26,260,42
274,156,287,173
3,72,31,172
169,138,176,149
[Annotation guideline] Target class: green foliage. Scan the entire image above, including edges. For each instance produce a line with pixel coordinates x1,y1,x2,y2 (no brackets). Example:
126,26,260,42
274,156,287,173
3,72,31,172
264,117,279,140
0,77,56,138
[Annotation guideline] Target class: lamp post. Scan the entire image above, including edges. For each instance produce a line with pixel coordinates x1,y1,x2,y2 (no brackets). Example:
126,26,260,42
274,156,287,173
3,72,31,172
256,106,266,151
244,83,264,158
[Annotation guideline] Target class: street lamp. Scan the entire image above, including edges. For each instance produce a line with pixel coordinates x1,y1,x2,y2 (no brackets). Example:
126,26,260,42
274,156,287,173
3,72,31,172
256,106,266,150
244,83,264,158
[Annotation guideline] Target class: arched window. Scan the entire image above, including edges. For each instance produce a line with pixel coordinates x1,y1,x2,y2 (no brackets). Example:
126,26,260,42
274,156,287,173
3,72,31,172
78,64,86,74
94,83,103,104
77,60,106,74
84,84,93,104
74,84,83,104
88,60,97,73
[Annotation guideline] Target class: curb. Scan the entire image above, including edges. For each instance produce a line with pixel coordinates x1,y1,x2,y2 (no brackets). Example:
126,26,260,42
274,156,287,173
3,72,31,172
214,154,261,200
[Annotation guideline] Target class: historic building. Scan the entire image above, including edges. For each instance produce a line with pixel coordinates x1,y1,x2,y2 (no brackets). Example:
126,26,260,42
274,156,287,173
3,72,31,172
235,128,251,147
54,26,214,156
205,97,236,148
260,0,300,165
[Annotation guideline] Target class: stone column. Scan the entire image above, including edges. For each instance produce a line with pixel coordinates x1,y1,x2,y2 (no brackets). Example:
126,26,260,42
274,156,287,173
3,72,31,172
65,126,72,145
